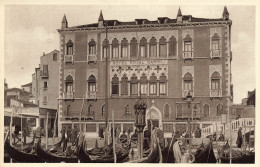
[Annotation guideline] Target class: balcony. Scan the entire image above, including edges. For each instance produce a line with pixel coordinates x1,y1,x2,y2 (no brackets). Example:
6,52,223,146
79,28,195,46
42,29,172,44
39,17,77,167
65,54,74,63
63,92,74,99
88,54,97,63
183,51,193,60
210,89,222,98
182,90,194,98
210,50,221,59
87,91,97,100
40,71,49,79
86,112,95,120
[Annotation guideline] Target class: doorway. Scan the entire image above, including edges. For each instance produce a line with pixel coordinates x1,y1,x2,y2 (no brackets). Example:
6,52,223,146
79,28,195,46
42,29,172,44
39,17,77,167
147,119,159,132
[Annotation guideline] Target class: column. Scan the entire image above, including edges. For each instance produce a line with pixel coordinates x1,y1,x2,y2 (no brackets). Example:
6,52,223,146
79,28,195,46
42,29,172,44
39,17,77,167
137,43,140,58
147,43,150,58
119,44,121,58
119,81,121,96
138,82,140,96
110,44,112,60
128,82,131,96
157,81,159,96
147,82,150,96
166,42,169,58
157,43,159,58
128,44,130,60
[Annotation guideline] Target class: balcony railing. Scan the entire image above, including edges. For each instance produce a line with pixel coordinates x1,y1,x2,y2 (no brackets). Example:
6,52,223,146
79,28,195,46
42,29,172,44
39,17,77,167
210,89,222,98
231,118,255,131
63,92,74,99
87,91,97,100
182,90,194,98
210,50,221,59
183,51,193,59
88,54,97,63
65,54,74,63
40,71,49,79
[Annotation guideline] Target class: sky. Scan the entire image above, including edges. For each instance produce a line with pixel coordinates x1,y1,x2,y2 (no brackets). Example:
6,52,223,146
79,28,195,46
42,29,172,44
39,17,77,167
4,4,256,104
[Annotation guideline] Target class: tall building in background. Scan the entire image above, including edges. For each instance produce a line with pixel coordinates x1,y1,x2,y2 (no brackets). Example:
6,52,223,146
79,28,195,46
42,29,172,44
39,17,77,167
31,50,59,132
57,7,232,138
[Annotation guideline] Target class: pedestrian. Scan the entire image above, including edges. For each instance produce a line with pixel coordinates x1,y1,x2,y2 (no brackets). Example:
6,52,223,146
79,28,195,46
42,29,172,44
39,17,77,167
194,126,202,138
175,130,181,138
99,128,104,139
60,127,66,141
22,128,27,144
116,127,120,140
236,127,243,148
110,127,114,142
67,127,72,142
119,131,127,143
71,127,77,144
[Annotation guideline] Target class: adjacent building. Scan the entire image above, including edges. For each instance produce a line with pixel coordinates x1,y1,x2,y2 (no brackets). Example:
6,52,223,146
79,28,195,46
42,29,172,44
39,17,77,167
57,7,233,138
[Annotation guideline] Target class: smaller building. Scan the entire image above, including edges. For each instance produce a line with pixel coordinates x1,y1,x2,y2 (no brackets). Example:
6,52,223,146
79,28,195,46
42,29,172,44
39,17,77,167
5,88,31,107
21,82,32,94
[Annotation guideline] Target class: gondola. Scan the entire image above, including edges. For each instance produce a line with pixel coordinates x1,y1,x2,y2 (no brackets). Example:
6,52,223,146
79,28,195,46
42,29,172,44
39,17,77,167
218,141,255,164
35,139,78,163
4,140,44,163
161,138,176,163
77,142,131,163
193,141,217,163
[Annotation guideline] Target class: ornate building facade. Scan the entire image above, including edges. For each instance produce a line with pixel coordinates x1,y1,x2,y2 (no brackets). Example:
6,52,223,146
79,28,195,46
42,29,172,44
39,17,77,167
57,7,233,138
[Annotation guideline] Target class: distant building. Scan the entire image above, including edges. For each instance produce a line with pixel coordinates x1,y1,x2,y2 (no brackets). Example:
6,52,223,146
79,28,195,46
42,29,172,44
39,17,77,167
31,50,59,133
21,82,32,93
5,88,31,107
247,89,255,106
57,7,233,138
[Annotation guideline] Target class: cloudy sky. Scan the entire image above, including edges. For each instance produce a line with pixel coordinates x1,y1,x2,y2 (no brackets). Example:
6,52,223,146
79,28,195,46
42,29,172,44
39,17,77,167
4,4,256,104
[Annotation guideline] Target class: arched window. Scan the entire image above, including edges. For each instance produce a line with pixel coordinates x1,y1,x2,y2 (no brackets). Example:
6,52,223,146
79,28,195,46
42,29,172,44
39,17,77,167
66,104,71,117
164,104,170,119
159,36,167,57
159,74,167,95
102,39,109,58
66,40,73,55
130,75,138,95
183,73,193,91
124,104,132,118
169,36,177,57
140,74,147,95
211,33,220,50
87,104,94,119
121,74,128,95
121,38,128,58
130,38,137,58
193,104,200,119
112,38,119,58
203,104,210,117
217,103,223,115
65,75,73,98
88,75,96,92
140,37,147,58
112,75,119,95
101,105,105,118
211,72,221,90
149,74,157,95
176,104,182,118
89,39,96,54
149,37,157,57
183,34,193,58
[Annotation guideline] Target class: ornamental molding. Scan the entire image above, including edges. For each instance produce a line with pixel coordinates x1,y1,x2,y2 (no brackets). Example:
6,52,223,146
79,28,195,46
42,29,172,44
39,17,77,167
209,64,222,77
182,66,194,78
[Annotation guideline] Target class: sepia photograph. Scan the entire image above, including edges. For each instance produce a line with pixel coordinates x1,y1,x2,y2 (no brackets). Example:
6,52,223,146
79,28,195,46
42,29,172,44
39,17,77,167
1,1,258,165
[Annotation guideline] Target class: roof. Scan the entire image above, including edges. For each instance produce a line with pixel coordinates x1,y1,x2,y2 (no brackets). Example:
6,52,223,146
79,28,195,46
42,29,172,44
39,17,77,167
16,99,38,107
40,49,59,58
21,82,32,87
6,88,30,95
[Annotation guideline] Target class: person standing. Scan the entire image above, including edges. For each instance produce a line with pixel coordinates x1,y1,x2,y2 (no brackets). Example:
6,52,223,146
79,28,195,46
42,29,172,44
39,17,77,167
67,127,72,142
99,128,104,139
194,126,202,138
236,127,243,148
22,128,27,144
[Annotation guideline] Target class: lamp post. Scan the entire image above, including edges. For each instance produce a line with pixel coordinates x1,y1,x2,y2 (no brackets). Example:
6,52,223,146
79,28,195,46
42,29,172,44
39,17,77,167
185,92,193,153
134,97,147,159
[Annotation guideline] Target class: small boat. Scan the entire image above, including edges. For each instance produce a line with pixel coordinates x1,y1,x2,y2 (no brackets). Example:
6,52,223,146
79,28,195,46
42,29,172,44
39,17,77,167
193,141,217,163
161,138,176,163
35,139,78,163
77,142,131,163
218,141,255,164
4,140,44,163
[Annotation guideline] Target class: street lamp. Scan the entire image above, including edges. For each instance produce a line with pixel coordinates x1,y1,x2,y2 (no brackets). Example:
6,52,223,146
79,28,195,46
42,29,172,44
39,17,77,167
134,97,147,159
185,92,194,153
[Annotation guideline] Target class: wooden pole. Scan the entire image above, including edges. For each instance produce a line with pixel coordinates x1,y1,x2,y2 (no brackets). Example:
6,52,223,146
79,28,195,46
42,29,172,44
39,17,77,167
10,107,14,146
112,110,116,163
53,110,58,146
20,106,23,150
79,95,85,145
104,22,109,146
46,112,49,150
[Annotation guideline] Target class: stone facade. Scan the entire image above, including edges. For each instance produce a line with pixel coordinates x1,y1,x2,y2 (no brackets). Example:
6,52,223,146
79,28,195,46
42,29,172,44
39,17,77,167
57,7,232,138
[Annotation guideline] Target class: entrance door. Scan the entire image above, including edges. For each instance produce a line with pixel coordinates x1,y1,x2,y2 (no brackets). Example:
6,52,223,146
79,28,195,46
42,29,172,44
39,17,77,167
147,119,159,132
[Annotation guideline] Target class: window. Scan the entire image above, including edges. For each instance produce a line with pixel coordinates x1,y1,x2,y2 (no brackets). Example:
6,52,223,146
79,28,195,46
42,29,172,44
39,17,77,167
66,39,73,55
124,104,132,118
43,65,48,76
102,39,109,58
121,75,128,95
112,75,119,95
183,73,193,90
149,75,157,95
53,53,57,61
176,105,182,118
112,38,119,58
66,105,71,117
86,124,96,132
211,33,220,50
130,75,138,95
89,39,96,54
164,104,170,119
121,38,128,58
44,81,48,89
159,36,167,57
123,123,133,132
149,37,157,57
163,124,173,132
217,103,223,115
203,104,210,117
159,75,167,95
88,75,96,92
193,104,200,119
101,105,105,118
184,42,192,52
140,37,147,58
211,72,221,90
140,75,147,95
183,35,192,58
130,38,137,58
169,36,177,57
65,75,73,95
43,96,48,103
